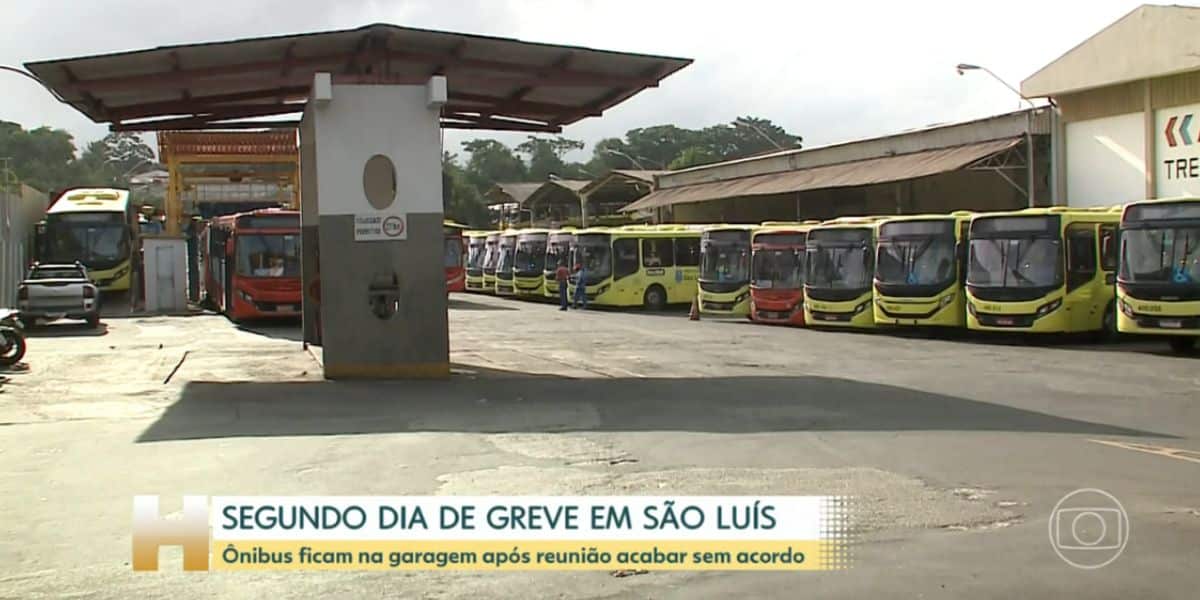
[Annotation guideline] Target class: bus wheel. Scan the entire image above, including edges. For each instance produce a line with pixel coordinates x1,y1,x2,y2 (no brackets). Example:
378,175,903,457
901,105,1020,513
1168,336,1197,354
1099,302,1119,343
643,285,667,311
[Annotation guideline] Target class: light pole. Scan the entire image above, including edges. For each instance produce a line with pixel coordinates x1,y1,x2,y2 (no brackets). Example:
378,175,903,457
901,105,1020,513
733,117,799,151
957,63,1038,207
600,148,651,170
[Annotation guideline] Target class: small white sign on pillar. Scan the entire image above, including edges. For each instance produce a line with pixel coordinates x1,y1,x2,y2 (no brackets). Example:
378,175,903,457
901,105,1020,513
354,213,408,241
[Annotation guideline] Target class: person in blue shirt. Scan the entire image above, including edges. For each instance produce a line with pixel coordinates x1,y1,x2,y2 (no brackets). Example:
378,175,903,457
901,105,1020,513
573,262,588,309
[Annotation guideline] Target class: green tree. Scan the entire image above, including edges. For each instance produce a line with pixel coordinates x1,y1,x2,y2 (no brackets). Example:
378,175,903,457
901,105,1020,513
75,132,157,186
461,139,526,194
442,152,490,227
0,120,81,192
668,146,720,170
515,135,585,181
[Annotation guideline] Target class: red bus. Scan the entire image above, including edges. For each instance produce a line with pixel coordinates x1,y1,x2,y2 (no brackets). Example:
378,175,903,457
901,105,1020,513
750,223,816,326
444,221,468,293
199,208,301,321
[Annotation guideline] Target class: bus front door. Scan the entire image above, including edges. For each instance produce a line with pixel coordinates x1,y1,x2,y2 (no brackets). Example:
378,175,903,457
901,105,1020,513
1064,226,1101,331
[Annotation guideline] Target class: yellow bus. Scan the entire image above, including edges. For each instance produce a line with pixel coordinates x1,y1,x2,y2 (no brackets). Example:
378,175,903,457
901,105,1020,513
698,225,756,316
494,230,520,296
803,216,887,328
542,228,575,300
873,212,973,328
569,225,702,309
966,207,1120,335
464,230,493,292
514,229,550,299
480,232,502,294
1117,197,1200,353
39,187,139,291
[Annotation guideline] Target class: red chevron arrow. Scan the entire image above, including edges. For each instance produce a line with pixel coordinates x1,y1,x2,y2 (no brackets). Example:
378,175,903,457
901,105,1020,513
1166,115,1179,147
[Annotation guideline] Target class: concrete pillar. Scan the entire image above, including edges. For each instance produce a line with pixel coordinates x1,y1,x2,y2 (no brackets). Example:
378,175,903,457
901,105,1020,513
300,76,449,379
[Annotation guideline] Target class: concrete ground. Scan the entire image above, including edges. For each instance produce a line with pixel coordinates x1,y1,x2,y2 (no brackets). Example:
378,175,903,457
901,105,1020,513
0,292,1197,599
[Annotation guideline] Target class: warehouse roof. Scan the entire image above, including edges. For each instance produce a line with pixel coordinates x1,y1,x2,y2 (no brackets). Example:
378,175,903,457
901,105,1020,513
1022,4,1200,97
621,138,1021,212
25,23,691,132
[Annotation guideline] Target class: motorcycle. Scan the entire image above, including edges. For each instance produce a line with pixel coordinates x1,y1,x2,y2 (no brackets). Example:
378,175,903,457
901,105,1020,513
0,309,27,367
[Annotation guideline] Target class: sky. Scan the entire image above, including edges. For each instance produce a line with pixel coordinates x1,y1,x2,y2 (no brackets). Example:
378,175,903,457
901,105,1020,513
0,0,1165,163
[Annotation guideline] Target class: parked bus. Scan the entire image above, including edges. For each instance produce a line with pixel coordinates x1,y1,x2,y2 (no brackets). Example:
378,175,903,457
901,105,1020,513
1117,197,1200,352
444,221,468,293
804,216,886,328
38,187,139,291
542,228,575,300
569,225,702,309
698,225,755,316
514,229,550,298
199,208,301,321
966,207,1119,335
464,231,492,292
873,212,973,328
494,230,520,295
750,222,817,325
481,232,501,294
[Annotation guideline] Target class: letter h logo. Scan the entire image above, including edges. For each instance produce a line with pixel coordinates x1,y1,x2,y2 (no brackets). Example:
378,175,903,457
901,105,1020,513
132,496,210,571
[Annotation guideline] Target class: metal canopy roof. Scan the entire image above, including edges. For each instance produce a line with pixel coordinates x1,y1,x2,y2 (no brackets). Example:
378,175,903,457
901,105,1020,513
25,23,691,133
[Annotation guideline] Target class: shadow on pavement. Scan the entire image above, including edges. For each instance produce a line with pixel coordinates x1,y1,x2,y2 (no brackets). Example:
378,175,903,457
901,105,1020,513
24,322,109,337
449,297,519,311
236,320,303,342
138,369,1172,442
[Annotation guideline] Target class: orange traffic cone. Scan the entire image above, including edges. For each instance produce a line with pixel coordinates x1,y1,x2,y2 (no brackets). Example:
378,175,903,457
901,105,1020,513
689,297,700,321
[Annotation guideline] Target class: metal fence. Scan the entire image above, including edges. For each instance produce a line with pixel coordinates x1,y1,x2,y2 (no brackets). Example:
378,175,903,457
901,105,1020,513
0,165,48,307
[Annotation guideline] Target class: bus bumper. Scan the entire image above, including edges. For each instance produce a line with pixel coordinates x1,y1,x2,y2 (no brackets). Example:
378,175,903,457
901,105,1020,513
750,291,805,325
514,276,545,298
698,290,750,316
966,295,1067,333
1116,295,1200,336
91,264,132,292
874,293,964,327
804,299,875,328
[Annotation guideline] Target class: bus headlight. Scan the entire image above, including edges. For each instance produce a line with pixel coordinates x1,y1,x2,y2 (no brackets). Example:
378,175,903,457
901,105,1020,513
1034,298,1062,319
854,300,871,314
1118,298,1135,317
238,290,253,303
967,301,978,316
938,294,955,308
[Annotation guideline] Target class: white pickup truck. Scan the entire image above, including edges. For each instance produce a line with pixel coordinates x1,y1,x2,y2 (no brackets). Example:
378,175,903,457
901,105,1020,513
16,263,101,328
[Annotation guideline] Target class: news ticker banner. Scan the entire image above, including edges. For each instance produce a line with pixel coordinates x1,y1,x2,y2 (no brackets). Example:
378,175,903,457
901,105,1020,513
133,496,855,572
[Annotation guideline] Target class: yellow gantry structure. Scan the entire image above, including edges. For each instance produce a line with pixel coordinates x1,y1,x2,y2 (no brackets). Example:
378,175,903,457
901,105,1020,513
157,131,299,235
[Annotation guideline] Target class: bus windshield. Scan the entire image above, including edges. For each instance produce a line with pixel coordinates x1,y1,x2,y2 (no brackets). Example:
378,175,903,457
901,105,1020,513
483,242,499,271
572,234,612,283
752,234,806,289
43,214,130,270
515,237,547,276
877,237,956,286
806,228,873,290
497,241,516,273
545,236,573,272
467,240,486,270
700,231,751,283
444,237,463,269
237,233,300,278
1120,227,1200,284
968,237,1062,288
